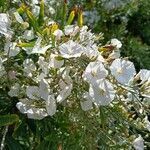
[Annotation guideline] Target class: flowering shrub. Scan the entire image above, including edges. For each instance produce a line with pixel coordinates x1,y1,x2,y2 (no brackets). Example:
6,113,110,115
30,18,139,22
0,0,150,149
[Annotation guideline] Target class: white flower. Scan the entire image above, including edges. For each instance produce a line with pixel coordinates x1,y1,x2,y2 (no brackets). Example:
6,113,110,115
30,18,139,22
46,95,56,116
0,13,12,38
53,29,64,40
31,37,51,54
23,30,34,40
4,42,20,57
133,135,144,150
49,54,64,68
16,102,28,114
59,40,83,58
64,25,79,36
89,79,115,106
136,69,150,83
8,83,20,97
110,58,136,85
26,86,40,100
110,38,122,49
80,92,93,111
23,59,36,77
82,61,108,85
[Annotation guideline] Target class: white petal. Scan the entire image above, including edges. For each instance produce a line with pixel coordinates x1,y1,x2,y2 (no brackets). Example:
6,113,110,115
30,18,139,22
4,42,20,57
38,56,49,74
0,13,12,37
64,25,79,36
110,58,136,85
27,108,47,120
31,37,51,54
53,29,63,40
57,80,73,103
133,135,144,150
23,59,36,77
39,79,50,101
111,38,122,49
143,116,150,132
16,102,28,114
49,54,64,69
24,30,34,40
46,95,56,116
26,86,40,100
89,79,115,106
108,50,120,59
138,69,150,83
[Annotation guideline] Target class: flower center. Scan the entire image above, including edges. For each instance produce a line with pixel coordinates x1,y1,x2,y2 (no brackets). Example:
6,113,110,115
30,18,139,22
117,68,123,74
91,70,97,77
99,88,106,96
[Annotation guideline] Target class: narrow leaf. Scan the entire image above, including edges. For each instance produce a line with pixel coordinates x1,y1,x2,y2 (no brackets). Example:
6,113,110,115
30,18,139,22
67,10,75,25
77,10,83,27
0,114,19,127
38,0,45,26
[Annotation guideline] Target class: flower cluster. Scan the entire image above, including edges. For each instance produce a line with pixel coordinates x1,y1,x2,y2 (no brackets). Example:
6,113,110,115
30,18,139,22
0,3,150,148
0,11,150,118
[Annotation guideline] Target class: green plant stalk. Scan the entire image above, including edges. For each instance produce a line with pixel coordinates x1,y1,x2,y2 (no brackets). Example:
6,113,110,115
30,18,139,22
38,0,45,26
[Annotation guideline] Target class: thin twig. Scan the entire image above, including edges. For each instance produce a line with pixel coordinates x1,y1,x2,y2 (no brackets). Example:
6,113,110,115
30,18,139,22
0,126,9,150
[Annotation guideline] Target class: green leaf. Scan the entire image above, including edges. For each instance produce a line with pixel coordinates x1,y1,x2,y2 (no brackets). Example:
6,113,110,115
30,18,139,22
0,0,5,6
0,114,19,127
99,107,106,129
6,136,23,150
62,0,67,27
77,10,83,27
38,0,45,26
